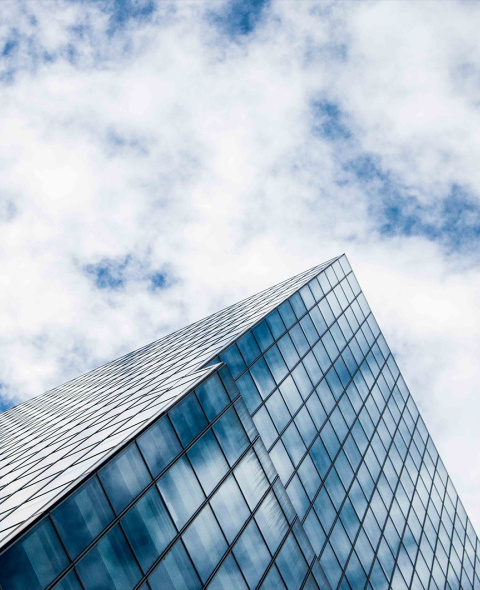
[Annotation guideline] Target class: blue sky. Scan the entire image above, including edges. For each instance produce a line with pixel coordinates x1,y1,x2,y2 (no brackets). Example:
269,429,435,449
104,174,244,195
1,0,480,527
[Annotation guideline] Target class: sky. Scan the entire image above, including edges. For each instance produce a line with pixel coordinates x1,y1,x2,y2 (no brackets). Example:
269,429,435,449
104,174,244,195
1,0,480,530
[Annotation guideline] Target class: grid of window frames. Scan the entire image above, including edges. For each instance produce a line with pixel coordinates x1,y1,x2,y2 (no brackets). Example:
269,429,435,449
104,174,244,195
0,366,326,590
211,257,480,590
0,257,338,547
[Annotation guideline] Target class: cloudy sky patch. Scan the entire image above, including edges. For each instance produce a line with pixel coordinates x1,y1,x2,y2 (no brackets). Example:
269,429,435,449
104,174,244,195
1,0,480,528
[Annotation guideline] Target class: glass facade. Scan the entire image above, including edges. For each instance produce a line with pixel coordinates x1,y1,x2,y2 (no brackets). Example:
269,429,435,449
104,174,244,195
0,255,479,590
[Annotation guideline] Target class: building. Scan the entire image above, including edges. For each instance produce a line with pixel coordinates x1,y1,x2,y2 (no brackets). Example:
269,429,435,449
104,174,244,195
0,254,478,590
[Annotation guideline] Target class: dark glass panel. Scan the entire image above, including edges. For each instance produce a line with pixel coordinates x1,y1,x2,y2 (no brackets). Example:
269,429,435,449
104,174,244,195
169,394,208,448
300,284,316,310
264,345,288,384
210,475,250,544
295,406,316,447
137,416,182,478
266,310,286,340
99,444,151,515
220,344,246,379
195,373,229,422
252,320,274,352
276,533,308,590
278,301,296,329
0,518,69,590
236,372,262,413
52,571,82,590
277,334,300,370
148,540,201,590
52,476,114,559
121,486,176,572
157,455,205,529
233,520,271,590
290,292,307,319
250,359,276,399
266,389,291,432
182,505,228,583
207,553,248,590
76,525,141,590
255,491,288,554
188,430,229,495
237,332,261,367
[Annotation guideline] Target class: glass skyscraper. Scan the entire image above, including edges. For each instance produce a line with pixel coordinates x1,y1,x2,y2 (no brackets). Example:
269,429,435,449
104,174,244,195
0,254,478,590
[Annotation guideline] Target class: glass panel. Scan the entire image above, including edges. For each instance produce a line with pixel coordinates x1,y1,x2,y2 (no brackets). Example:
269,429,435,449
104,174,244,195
0,517,69,590
252,320,274,353
234,449,269,510
233,520,272,589
266,389,291,433
137,416,182,478
277,334,300,370
276,533,308,590
52,476,114,559
290,292,307,318
213,407,249,466
52,571,83,590
255,491,289,554
121,486,176,572
76,524,142,590
279,376,302,415
220,344,246,379
99,443,151,514
182,505,228,583
148,540,201,590
266,310,286,340
207,553,248,590
260,565,287,590
264,345,288,384
236,372,262,413
211,475,250,544
253,406,278,450
157,455,205,529
278,301,296,329
169,394,208,448
250,359,276,399
195,374,229,422
237,332,261,367
188,430,229,496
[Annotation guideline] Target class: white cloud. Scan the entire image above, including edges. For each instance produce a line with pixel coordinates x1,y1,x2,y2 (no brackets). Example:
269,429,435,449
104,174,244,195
1,0,480,531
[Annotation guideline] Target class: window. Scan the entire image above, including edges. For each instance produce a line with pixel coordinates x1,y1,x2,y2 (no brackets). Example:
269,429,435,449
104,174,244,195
76,525,142,590
99,444,151,515
121,486,176,572
137,416,182,478
169,394,208,447
148,540,201,590
188,430,229,496
0,518,69,590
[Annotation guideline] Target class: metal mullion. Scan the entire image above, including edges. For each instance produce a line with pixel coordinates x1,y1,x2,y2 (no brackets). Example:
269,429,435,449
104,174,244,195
367,413,427,590
328,372,413,589
278,330,390,497
427,460,450,590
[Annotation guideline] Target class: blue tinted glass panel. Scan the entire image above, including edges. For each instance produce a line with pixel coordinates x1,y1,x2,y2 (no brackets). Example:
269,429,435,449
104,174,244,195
234,449,269,510
52,476,114,559
52,571,82,590
121,486,176,572
276,533,308,590
260,565,287,590
137,416,182,478
289,324,309,357
0,518,69,590
277,334,300,370
76,525,141,590
253,320,274,352
237,332,261,367
213,407,249,466
169,394,208,448
250,359,276,399
253,406,278,450
195,374,229,421
208,553,248,590
278,301,296,328
220,344,246,379
157,456,205,529
182,505,227,583
290,292,307,318
266,389,291,432
300,285,316,309
266,310,286,339
210,475,250,544
236,372,262,413
300,315,319,346
233,520,271,589
148,540,201,590
264,345,288,384
99,444,151,515
255,491,288,553
188,430,229,496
